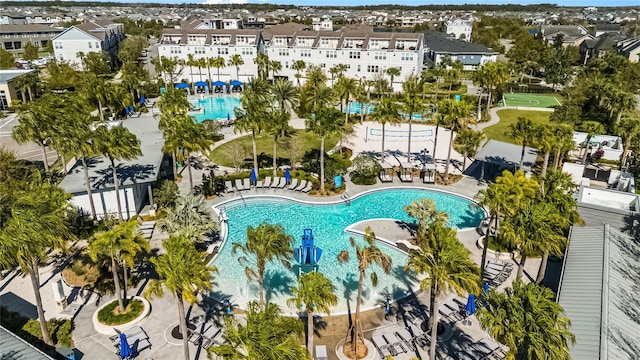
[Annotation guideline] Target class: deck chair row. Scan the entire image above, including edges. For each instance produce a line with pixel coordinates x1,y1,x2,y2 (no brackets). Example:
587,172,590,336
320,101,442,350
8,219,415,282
224,176,313,193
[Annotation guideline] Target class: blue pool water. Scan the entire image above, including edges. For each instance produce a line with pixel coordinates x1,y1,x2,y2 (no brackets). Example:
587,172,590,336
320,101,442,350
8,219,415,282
347,101,425,120
190,96,241,122
211,188,485,314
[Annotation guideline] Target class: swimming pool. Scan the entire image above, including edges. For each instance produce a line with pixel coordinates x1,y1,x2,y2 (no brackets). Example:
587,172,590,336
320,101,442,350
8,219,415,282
346,101,426,120
190,96,241,122
211,188,485,315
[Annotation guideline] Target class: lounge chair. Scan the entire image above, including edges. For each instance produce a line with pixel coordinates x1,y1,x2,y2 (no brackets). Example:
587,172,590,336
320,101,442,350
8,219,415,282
315,345,328,360
243,178,251,190
395,328,416,351
271,177,281,188
263,176,272,188
371,335,395,357
234,179,244,191
384,333,407,355
211,329,225,345
295,179,307,191
200,325,221,348
255,180,263,189
288,178,298,190
301,182,313,193
277,177,287,188
225,180,234,193
408,324,430,348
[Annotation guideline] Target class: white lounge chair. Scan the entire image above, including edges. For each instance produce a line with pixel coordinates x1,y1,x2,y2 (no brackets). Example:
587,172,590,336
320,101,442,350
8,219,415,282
225,180,234,193
395,328,416,351
372,335,395,357
315,345,328,360
243,178,251,190
384,333,407,354
288,178,298,190
255,180,263,189
295,179,307,191
277,177,287,188
301,182,313,193
271,177,281,188
263,176,272,188
234,179,244,191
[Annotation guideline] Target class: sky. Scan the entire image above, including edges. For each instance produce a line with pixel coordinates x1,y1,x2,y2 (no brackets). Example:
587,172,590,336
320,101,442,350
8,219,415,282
18,0,640,6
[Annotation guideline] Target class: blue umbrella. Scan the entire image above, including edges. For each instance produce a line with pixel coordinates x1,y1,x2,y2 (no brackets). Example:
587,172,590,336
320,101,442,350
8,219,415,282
119,333,131,359
139,95,145,105
250,168,257,185
465,294,477,316
227,112,231,121
285,168,291,184
483,283,490,292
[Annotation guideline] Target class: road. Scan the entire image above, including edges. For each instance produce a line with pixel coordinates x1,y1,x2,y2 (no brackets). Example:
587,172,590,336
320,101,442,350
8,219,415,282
0,113,58,167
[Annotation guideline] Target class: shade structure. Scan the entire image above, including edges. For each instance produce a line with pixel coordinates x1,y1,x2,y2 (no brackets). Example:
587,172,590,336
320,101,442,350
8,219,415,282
465,294,477,316
230,80,243,86
213,80,225,86
285,168,291,184
119,333,131,359
194,81,208,87
175,83,190,89
250,168,257,185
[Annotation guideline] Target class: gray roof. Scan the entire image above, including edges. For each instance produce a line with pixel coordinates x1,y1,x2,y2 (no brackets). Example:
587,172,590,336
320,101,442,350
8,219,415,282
59,116,164,194
474,139,538,172
423,30,496,55
558,225,640,360
0,326,55,360
0,70,35,84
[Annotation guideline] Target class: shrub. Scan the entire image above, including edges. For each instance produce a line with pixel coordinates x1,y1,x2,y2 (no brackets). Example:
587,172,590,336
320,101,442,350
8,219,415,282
22,318,74,347
154,180,179,210
97,299,144,326
350,154,381,185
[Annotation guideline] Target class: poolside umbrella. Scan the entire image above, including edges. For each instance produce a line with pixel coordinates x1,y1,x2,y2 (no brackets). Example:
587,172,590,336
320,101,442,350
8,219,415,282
139,95,145,106
250,168,257,185
119,333,131,359
465,294,477,316
285,168,291,184
483,283,490,292
213,80,225,87
227,112,231,121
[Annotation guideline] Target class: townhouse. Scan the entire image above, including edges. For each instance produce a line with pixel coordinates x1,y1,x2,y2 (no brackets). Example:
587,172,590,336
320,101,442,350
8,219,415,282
51,20,125,70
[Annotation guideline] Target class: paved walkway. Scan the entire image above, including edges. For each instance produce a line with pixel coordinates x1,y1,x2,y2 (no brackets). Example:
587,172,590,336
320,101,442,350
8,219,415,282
471,105,555,132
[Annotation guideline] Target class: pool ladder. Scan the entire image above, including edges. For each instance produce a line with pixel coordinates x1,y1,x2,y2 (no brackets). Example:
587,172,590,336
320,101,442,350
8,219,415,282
341,192,351,206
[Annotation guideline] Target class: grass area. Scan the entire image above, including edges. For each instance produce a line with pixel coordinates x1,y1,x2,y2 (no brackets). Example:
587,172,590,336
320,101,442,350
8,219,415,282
484,109,552,145
97,299,144,326
210,130,340,168
502,93,562,108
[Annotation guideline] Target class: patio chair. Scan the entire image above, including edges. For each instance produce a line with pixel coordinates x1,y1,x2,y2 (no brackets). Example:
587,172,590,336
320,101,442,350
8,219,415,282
301,182,313,193
371,335,395,358
277,177,287,188
315,345,328,360
211,329,225,345
408,324,430,349
234,179,244,191
395,328,417,351
243,178,251,190
255,180,263,189
200,326,222,349
225,180,234,193
287,178,298,190
263,176,272,188
384,333,408,354
271,177,281,188
295,179,307,191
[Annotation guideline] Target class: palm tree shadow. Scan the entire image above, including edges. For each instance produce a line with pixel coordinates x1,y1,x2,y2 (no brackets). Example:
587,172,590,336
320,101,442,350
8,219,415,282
341,272,359,328
94,164,155,188
263,269,295,305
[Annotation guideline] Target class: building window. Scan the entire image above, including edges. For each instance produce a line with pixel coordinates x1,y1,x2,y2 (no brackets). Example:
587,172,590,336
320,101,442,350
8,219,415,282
326,50,337,58
278,48,289,57
54,41,62,49
88,41,92,49
349,51,361,59
0,90,8,111
401,53,413,61
367,65,380,73
300,49,311,58
242,48,253,55
218,48,228,55
321,63,326,68
195,47,205,54
357,64,361,72
374,52,386,60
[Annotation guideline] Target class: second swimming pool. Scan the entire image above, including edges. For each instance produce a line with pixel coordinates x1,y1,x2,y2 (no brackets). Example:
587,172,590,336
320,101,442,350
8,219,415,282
190,96,241,122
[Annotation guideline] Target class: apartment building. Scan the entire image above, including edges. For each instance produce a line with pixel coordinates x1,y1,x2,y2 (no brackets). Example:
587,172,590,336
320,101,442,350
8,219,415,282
445,19,472,41
51,20,125,70
0,23,63,54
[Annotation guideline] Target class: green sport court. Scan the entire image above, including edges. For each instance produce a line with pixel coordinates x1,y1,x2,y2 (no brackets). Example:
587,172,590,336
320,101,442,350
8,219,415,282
502,93,562,108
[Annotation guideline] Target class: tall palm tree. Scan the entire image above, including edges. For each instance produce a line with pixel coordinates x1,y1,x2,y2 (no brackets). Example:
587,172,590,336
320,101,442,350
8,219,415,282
232,222,295,310
406,221,480,360
328,64,347,86
370,97,401,159
439,98,472,181
208,302,308,360
272,78,299,112
474,184,502,283
228,54,244,81
483,61,509,110
211,56,226,82
305,106,343,192
477,280,575,359
0,177,74,344
454,127,485,170
175,119,214,192
402,74,424,162
337,227,392,358
186,54,196,84
145,236,216,360
533,125,554,180
13,100,53,172
254,52,270,80
550,123,575,170
614,110,640,169
385,66,401,90
270,110,293,178
292,59,306,87
509,116,538,170
234,89,270,174
93,125,142,220
403,198,449,232
578,121,605,164
287,272,338,357
270,59,282,81
334,76,357,113
158,193,217,243
88,219,149,312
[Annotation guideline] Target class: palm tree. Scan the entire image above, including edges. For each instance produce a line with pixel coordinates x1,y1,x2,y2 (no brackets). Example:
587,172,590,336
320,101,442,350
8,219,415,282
550,123,575,170
402,74,424,162
175,119,214,192
211,56,226,82
385,67,401,90
272,78,299,112
270,59,282,81
454,128,486,170
533,125,554,180
145,236,216,360
158,193,217,243
329,64,347,86
477,280,575,359
93,125,142,220
578,121,605,164
65,113,100,219
232,222,295,309
509,116,538,170
88,219,149,312
440,98,472,181
228,54,244,81
474,184,502,283
0,177,74,344
13,100,53,172
403,198,449,232
337,227,392,358
406,221,480,360
334,76,357,114
615,110,640,169
186,54,196,84
287,272,338,357
270,110,293,178
292,59,306,87
234,88,269,174
306,106,343,192
254,52,270,80
482,61,509,110
370,97,401,159
208,302,308,360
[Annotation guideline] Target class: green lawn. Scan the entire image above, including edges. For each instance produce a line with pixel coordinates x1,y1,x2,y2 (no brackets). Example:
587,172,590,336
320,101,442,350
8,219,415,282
210,130,339,168
502,93,562,108
483,109,552,145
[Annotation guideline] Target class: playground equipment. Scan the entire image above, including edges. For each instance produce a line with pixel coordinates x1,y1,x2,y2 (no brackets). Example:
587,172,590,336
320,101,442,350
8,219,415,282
295,228,323,275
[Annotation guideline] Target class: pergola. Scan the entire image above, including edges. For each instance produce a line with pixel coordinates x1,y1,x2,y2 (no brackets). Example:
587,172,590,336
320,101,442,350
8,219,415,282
423,163,436,183
379,161,393,182
399,162,414,182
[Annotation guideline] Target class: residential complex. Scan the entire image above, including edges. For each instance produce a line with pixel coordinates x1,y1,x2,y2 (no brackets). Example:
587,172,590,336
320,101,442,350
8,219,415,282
0,23,63,53
51,20,125,70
